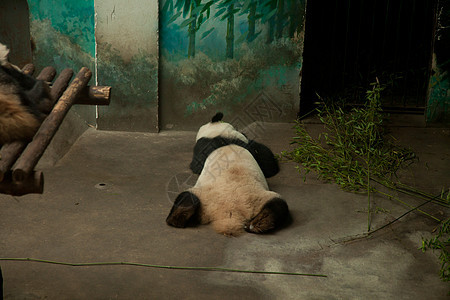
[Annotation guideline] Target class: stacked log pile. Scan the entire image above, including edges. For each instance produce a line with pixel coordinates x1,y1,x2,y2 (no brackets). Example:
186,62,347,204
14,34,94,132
0,65,111,196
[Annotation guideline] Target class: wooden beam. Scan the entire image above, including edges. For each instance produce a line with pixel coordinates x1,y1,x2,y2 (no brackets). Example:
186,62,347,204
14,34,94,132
0,66,60,182
0,171,44,196
49,68,74,108
36,66,56,82
0,142,26,182
75,85,111,106
12,67,92,183
22,63,35,75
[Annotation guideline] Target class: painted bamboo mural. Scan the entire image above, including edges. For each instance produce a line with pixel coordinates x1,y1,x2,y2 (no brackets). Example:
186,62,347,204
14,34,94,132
162,0,214,58
246,0,257,42
160,0,305,128
161,0,304,59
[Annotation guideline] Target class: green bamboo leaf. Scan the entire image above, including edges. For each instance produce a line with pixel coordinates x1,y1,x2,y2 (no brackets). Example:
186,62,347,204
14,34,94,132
175,0,185,10
241,0,252,11
202,1,214,12
180,17,196,28
217,0,233,9
254,13,263,19
261,9,277,23
191,4,205,16
197,14,204,28
162,0,174,13
167,11,183,24
220,12,231,20
183,0,192,18
201,27,215,39
235,32,248,44
215,7,227,17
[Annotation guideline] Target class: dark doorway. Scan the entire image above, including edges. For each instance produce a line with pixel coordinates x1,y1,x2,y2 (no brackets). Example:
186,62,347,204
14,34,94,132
300,0,438,115
0,0,32,67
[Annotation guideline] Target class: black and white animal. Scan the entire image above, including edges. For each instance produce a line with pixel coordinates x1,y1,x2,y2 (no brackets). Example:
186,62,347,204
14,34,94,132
166,112,290,236
0,43,51,145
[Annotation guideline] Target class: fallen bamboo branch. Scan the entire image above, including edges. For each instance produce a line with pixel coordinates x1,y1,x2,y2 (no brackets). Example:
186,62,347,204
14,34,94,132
329,192,443,246
12,67,92,183
0,257,328,278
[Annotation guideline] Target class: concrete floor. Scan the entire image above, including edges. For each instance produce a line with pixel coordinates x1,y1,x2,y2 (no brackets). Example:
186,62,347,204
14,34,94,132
0,118,449,299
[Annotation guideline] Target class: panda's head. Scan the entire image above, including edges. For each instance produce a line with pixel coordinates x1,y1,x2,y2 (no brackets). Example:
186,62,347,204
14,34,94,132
195,112,248,143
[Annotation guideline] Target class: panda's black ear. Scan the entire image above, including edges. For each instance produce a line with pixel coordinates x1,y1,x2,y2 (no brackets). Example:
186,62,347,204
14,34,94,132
211,112,223,123
166,191,200,228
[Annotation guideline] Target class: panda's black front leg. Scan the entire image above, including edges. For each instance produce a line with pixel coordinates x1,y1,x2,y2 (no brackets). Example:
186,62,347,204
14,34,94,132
247,140,280,178
245,197,290,233
23,80,53,118
166,191,200,228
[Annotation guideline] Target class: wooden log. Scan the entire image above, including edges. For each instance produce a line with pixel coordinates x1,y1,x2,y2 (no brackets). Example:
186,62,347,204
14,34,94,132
0,142,26,182
36,66,56,81
12,67,92,183
0,66,59,182
22,63,35,75
35,66,57,114
75,85,111,105
0,171,44,196
46,69,110,106
50,68,74,105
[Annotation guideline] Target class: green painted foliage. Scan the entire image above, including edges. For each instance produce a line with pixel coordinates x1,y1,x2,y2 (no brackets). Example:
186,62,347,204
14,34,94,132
161,0,305,59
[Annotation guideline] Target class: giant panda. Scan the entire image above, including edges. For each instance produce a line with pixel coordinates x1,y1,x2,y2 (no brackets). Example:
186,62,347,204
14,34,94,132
189,112,280,178
0,43,51,145
166,112,290,236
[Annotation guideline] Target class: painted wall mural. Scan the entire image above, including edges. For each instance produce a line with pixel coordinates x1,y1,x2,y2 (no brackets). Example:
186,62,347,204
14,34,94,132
160,0,306,130
27,0,96,125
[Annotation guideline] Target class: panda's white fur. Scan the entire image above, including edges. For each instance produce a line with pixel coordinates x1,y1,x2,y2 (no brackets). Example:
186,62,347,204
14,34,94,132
166,113,289,236
196,121,248,143
0,91,40,144
191,144,281,235
0,43,49,145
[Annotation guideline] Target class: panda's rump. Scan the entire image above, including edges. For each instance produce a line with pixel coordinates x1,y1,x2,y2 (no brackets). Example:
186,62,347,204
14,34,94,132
0,94,39,144
191,145,280,235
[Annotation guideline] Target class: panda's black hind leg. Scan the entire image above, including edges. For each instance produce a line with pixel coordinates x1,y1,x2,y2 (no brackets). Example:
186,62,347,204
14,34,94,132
166,191,200,228
245,198,290,234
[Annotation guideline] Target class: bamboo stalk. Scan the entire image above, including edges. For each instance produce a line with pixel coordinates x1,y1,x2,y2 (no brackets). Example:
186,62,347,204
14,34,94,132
0,257,327,277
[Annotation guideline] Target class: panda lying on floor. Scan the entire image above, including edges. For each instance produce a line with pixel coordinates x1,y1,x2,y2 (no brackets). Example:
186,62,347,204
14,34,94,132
0,43,51,145
166,112,290,236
